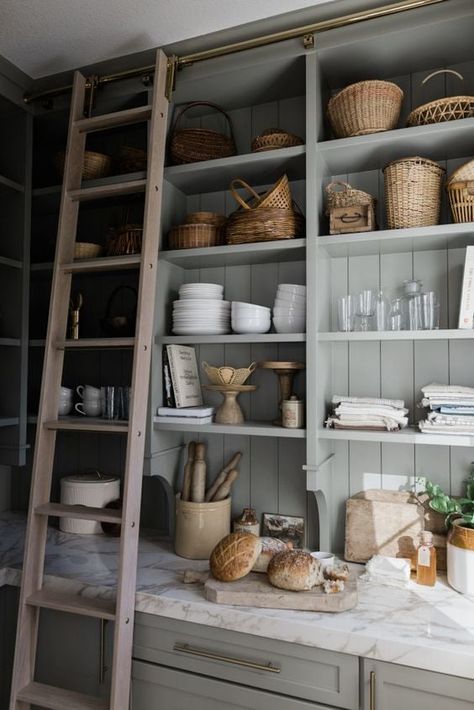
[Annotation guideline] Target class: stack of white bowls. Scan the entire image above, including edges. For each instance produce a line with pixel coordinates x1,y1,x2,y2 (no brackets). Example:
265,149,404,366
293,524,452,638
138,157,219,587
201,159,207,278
172,283,230,335
231,302,271,334
273,284,306,333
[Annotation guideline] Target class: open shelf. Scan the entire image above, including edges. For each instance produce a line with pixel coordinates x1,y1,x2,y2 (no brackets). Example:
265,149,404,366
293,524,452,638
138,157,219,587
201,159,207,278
319,426,474,448
0,417,20,428
0,255,23,270
154,418,306,438
44,417,128,433
30,262,53,272
164,145,306,194
61,254,141,273
0,338,21,347
319,329,474,342
160,238,306,269
157,333,306,344
0,173,23,193
56,338,135,349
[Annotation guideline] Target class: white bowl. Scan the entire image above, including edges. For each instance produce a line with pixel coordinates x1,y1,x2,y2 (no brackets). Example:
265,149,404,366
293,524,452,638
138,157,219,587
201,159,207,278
173,326,230,335
179,282,223,292
273,316,306,334
273,306,306,317
232,319,271,334
274,293,306,306
232,301,270,313
310,551,335,569
277,284,306,296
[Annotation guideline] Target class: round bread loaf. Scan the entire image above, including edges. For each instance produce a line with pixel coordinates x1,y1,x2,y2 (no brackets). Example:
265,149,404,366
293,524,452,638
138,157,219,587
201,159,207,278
252,537,288,573
210,532,262,582
267,550,324,591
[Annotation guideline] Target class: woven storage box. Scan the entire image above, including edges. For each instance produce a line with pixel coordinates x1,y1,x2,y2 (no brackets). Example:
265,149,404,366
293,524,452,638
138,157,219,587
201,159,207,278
383,156,445,228
325,181,376,234
106,224,142,256
74,242,102,259
55,150,112,180
168,223,220,249
327,80,403,138
251,128,304,152
169,101,236,164
407,70,474,127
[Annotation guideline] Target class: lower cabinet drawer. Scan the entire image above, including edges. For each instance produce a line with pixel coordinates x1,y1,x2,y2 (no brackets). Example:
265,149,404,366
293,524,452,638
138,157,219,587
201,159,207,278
133,614,358,709
132,660,339,710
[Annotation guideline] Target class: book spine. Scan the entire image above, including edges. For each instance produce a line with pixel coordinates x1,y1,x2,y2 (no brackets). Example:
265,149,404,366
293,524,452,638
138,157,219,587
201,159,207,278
162,346,176,408
458,246,474,329
167,345,183,408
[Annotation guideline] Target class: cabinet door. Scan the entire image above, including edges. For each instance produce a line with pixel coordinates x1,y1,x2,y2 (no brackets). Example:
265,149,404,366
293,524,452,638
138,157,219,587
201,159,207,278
363,659,474,710
132,660,338,710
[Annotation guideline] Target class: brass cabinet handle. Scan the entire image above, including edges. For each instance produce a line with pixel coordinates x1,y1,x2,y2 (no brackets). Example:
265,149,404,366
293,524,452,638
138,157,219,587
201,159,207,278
370,670,376,710
173,642,281,674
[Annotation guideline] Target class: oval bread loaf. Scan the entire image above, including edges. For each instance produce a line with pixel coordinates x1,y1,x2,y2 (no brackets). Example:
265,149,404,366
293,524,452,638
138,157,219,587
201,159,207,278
252,537,288,573
210,532,262,582
267,550,324,591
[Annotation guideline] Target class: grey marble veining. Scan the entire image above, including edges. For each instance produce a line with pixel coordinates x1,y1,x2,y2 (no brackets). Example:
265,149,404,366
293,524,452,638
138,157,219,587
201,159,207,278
1,512,474,679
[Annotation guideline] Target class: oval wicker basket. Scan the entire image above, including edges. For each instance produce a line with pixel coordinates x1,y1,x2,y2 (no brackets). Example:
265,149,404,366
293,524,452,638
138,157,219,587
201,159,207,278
169,101,236,164
407,70,474,127
251,128,304,153
55,150,112,180
230,175,292,211
202,361,257,386
106,224,143,256
383,156,445,229
327,80,404,138
325,181,375,210
74,242,102,260
168,224,220,250
226,203,305,244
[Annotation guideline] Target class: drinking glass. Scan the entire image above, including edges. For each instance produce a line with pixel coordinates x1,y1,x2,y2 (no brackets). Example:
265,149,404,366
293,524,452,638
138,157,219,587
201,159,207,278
101,386,131,420
375,291,389,331
355,289,375,331
419,291,439,330
389,298,403,331
336,295,355,332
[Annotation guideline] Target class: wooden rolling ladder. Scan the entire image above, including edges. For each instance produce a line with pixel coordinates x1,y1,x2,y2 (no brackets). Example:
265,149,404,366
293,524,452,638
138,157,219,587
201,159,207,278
9,49,169,710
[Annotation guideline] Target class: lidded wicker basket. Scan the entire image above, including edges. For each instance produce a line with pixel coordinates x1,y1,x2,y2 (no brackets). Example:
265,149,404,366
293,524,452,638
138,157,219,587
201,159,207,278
55,150,112,180
169,101,236,164
251,128,304,153
447,159,474,223
202,361,257,386
327,80,403,138
383,156,445,229
407,70,474,127
168,224,220,250
325,181,375,210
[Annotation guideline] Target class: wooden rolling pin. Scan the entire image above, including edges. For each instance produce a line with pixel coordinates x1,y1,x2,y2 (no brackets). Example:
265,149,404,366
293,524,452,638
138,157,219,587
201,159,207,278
205,452,242,501
212,469,239,501
191,442,207,503
181,441,196,502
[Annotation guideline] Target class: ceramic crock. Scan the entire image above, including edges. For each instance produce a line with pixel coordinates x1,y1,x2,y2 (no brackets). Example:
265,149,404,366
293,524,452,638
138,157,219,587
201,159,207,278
447,519,474,594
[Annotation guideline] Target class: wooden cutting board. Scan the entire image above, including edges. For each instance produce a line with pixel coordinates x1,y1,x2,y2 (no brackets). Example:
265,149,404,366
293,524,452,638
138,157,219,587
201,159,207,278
204,572,357,612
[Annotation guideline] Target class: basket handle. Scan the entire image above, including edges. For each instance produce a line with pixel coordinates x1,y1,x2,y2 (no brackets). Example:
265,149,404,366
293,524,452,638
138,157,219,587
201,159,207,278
467,182,474,196
339,213,363,223
421,69,464,86
248,362,257,374
170,101,235,140
325,181,352,194
105,285,138,318
230,178,262,210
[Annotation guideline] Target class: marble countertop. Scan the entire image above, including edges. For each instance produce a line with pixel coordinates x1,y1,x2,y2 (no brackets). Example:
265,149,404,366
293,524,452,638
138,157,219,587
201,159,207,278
1,512,474,679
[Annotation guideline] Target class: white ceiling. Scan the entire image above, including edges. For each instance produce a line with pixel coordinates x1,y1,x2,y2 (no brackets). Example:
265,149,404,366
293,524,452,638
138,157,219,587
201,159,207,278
0,0,329,79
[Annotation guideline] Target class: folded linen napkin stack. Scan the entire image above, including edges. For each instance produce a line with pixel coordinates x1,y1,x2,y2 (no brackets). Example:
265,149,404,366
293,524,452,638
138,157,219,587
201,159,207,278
419,383,474,435
326,395,409,431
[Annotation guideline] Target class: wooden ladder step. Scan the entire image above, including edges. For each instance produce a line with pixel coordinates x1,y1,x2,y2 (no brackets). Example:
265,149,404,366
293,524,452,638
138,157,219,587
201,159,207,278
75,104,152,133
17,681,107,710
69,178,146,202
61,254,142,273
36,502,122,524
26,589,116,620
44,417,128,433
55,337,135,349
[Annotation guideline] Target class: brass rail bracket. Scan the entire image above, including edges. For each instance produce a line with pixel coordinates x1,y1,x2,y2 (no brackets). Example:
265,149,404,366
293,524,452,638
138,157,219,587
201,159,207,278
166,56,179,101
303,33,315,49
83,75,99,117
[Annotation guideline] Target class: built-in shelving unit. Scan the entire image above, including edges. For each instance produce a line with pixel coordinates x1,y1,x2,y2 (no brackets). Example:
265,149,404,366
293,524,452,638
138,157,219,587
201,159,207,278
156,333,305,345
154,418,306,438
319,427,474,448
318,330,474,341
161,238,306,269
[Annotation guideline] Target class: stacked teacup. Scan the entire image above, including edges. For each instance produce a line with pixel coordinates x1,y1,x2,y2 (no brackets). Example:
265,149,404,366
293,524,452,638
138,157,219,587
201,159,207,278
75,384,102,417
273,284,306,333
172,282,230,335
59,386,73,416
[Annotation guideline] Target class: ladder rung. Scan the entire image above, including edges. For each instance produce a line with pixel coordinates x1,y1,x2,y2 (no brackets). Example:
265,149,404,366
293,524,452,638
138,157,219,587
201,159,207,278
69,178,146,202
36,502,122,524
75,104,152,133
27,589,116,620
61,254,142,273
55,337,135,349
44,417,128,433
17,681,107,710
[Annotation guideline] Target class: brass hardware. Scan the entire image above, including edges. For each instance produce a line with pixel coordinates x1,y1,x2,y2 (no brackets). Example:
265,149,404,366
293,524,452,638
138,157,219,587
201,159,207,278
173,642,281,673
303,33,315,49
370,670,376,710
99,619,108,685
23,0,446,104
165,56,178,101
84,75,99,118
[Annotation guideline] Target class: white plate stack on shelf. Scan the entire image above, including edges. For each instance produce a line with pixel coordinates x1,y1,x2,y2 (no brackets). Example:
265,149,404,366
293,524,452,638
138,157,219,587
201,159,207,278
273,284,306,333
172,283,230,335
231,301,271,334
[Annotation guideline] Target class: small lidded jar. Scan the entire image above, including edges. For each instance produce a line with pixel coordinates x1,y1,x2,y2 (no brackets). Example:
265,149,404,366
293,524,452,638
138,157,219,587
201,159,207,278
233,507,260,536
282,395,305,428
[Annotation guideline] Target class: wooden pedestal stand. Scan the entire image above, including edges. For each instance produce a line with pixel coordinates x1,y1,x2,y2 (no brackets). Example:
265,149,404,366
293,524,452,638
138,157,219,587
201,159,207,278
258,361,305,425
203,384,257,424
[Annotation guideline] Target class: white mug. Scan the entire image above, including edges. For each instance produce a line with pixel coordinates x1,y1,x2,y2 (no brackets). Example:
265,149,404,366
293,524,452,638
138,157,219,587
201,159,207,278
75,401,102,417
58,400,72,416
76,385,101,401
60,386,73,399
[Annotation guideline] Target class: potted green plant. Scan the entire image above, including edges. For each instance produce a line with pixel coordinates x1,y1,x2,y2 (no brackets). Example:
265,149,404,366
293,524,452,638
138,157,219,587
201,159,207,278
424,471,474,594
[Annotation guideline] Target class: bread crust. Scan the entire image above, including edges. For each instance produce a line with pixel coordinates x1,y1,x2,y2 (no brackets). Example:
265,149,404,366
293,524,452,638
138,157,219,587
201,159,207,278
210,532,262,582
267,550,324,591
252,537,288,573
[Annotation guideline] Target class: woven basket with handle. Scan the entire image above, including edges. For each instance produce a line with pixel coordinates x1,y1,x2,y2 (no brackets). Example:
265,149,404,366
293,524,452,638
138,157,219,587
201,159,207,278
55,150,112,180
325,181,375,210
447,159,474,185
226,203,305,244
251,128,304,153
230,174,292,211
327,80,403,138
169,101,236,164
203,361,257,386
407,70,474,127
383,156,445,229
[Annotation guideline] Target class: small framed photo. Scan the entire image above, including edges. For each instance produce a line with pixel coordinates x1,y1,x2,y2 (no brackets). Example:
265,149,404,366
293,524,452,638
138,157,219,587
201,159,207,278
262,513,304,549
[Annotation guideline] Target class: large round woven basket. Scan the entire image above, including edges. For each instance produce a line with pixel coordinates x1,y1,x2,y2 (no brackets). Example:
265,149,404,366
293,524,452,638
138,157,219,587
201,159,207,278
226,204,305,244
383,156,445,229
169,101,236,164
407,70,474,127
327,80,403,138
55,150,112,180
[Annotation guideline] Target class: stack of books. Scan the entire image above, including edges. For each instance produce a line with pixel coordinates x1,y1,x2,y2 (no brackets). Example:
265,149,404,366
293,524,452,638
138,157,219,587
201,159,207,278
158,344,215,424
156,405,215,425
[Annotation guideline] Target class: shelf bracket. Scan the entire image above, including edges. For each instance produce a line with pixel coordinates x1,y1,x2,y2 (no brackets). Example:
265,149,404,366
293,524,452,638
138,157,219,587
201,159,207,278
303,33,315,50
166,55,179,101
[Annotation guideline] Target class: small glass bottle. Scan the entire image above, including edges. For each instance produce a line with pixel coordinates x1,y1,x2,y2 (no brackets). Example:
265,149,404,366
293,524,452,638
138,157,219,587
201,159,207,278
416,530,437,586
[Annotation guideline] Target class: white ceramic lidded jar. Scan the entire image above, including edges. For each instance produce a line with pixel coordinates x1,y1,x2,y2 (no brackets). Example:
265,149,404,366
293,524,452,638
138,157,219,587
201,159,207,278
282,396,305,428
60,471,120,534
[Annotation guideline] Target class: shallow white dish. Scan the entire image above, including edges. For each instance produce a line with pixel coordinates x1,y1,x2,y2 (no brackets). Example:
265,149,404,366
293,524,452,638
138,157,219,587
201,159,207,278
232,301,271,312
173,326,230,335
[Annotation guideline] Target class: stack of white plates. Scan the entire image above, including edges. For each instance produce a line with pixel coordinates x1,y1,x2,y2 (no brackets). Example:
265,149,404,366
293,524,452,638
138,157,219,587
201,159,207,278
173,282,230,335
273,284,306,333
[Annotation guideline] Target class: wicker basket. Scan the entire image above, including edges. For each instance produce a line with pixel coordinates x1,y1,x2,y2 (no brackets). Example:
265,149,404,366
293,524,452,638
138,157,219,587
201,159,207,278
325,181,374,210
383,156,445,229
202,361,257,386
226,203,305,244
106,224,142,256
447,159,474,185
327,80,403,138
74,242,102,260
447,181,474,223
230,175,292,211
168,224,220,250
184,212,227,243
407,70,474,127
118,146,147,173
251,128,304,152
55,150,112,180
169,101,236,164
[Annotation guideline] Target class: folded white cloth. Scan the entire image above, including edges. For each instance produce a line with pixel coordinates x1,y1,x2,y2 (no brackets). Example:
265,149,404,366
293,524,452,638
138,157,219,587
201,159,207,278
332,395,405,409
335,404,408,420
427,411,474,424
326,416,407,431
422,383,474,396
359,555,411,588
419,421,474,435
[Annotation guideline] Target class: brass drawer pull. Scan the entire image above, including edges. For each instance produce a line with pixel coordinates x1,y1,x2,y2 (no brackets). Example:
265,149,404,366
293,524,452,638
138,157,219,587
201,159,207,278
173,642,281,674
370,670,376,710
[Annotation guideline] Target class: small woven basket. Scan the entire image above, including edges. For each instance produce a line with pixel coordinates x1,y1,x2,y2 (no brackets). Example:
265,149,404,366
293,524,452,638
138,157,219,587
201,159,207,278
230,174,292,211
55,150,112,180
202,361,257,386
251,128,304,152
168,224,220,250
447,159,474,185
106,224,142,256
407,70,474,127
325,181,375,210
447,181,474,223
226,204,305,244
169,101,236,164
74,242,102,260
327,80,403,138
383,156,445,229
184,211,227,243
118,146,147,173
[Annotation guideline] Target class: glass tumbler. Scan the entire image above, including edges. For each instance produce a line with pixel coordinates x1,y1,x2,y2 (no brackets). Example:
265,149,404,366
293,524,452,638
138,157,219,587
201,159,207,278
389,298,403,331
419,291,439,330
355,289,375,331
336,295,355,332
